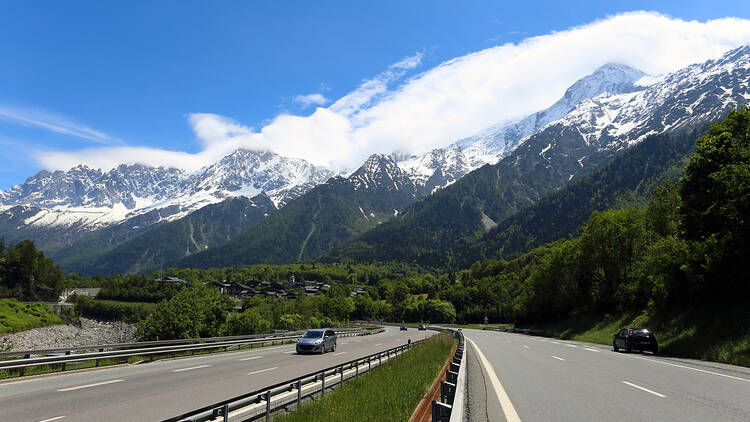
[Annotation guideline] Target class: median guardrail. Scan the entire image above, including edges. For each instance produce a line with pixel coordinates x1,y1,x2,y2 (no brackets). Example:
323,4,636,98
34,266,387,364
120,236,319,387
163,334,422,422
0,327,383,377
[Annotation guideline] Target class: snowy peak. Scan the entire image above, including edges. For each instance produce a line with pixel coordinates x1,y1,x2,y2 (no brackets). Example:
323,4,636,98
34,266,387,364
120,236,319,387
189,149,334,207
397,62,649,195
349,154,416,195
561,63,645,106
0,148,333,229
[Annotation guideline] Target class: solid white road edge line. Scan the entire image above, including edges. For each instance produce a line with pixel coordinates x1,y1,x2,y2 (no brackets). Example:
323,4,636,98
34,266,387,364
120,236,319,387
332,352,347,356
584,347,600,352
552,356,566,361
57,379,124,392
172,364,211,373
239,356,263,361
37,417,65,422
622,381,666,398
466,338,522,422
248,367,278,375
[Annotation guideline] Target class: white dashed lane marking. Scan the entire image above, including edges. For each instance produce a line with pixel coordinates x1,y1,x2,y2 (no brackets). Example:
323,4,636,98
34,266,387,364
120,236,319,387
58,379,124,392
622,381,666,398
239,356,263,361
248,367,278,375
173,365,211,373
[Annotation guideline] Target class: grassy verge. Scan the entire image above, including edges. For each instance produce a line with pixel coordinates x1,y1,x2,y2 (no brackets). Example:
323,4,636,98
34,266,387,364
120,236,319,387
274,333,455,422
0,299,63,334
535,306,750,367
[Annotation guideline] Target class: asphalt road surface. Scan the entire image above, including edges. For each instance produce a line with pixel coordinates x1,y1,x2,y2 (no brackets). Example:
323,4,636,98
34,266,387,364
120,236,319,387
0,326,433,422
464,328,750,422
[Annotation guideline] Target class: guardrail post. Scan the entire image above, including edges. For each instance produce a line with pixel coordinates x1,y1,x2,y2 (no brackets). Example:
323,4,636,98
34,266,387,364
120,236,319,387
61,350,71,371
340,365,344,384
96,348,104,367
222,403,229,422
368,356,371,371
355,359,359,377
296,379,301,407
265,390,271,421
321,371,325,394
19,354,30,376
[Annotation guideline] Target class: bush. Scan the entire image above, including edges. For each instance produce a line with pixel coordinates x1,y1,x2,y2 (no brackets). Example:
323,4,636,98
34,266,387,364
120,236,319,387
70,295,154,323
136,284,233,340
222,309,271,336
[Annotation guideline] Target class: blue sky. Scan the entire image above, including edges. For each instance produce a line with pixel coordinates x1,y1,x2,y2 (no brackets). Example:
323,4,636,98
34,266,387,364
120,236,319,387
2,1,750,189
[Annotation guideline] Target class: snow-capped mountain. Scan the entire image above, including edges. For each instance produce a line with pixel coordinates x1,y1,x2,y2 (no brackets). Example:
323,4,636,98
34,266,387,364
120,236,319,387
530,44,750,173
0,149,335,232
397,63,647,194
348,154,417,196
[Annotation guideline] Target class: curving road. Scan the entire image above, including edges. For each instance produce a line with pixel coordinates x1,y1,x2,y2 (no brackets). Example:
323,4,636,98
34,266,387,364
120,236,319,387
464,328,750,422
0,326,434,422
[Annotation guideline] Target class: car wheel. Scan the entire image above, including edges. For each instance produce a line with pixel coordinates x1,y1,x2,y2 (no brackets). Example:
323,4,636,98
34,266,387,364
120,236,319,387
613,340,619,352
332,342,336,352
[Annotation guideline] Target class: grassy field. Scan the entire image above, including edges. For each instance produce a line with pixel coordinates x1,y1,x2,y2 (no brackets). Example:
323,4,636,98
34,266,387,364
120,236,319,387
0,299,63,334
537,306,750,367
274,332,456,422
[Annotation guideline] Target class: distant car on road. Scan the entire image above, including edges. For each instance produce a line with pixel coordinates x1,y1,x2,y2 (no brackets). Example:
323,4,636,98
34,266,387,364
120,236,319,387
400,324,408,331
418,324,427,331
613,328,658,354
296,329,337,354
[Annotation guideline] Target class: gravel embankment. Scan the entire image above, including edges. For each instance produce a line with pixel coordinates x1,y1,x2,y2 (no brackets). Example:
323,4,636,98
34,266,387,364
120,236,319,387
0,318,136,352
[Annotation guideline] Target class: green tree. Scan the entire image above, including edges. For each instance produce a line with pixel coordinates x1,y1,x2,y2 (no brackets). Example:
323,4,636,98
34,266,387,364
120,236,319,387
679,108,750,299
136,284,232,340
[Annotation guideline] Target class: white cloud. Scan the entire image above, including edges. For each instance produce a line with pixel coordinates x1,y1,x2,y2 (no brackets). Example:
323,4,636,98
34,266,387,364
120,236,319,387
0,105,122,145
33,11,750,172
293,93,330,108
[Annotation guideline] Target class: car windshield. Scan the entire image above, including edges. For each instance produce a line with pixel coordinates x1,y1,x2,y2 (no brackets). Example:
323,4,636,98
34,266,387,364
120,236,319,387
303,330,324,339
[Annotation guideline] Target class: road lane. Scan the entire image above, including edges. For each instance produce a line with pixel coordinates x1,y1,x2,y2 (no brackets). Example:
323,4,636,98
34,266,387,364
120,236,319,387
1,326,433,422
465,329,750,422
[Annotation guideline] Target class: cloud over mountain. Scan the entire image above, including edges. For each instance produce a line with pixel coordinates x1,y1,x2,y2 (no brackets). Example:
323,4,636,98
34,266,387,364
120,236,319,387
34,11,750,172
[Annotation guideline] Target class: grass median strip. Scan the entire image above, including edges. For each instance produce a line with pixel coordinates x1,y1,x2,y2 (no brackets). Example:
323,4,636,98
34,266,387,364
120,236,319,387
274,333,455,422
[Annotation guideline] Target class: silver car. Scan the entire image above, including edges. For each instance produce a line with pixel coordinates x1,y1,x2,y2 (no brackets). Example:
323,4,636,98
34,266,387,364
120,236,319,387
296,329,337,354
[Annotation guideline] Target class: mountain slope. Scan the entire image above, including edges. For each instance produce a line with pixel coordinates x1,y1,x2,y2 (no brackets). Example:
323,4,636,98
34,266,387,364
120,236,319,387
0,149,333,263
178,155,418,268
321,46,750,268
453,128,701,267
396,63,647,194
58,194,276,275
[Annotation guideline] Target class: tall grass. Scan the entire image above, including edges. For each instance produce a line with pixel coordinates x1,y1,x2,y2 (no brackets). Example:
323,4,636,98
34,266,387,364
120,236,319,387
274,333,455,422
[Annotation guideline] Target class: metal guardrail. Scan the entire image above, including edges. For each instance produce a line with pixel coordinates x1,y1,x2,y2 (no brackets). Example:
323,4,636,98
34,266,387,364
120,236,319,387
0,327,381,377
0,327,367,358
430,328,465,422
163,334,422,422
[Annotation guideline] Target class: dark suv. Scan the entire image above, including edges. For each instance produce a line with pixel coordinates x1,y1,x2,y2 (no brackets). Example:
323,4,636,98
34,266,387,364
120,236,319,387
613,328,658,354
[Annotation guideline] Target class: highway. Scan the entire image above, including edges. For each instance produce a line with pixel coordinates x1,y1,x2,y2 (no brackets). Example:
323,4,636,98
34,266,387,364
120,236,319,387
0,326,433,422
464,328,750,422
